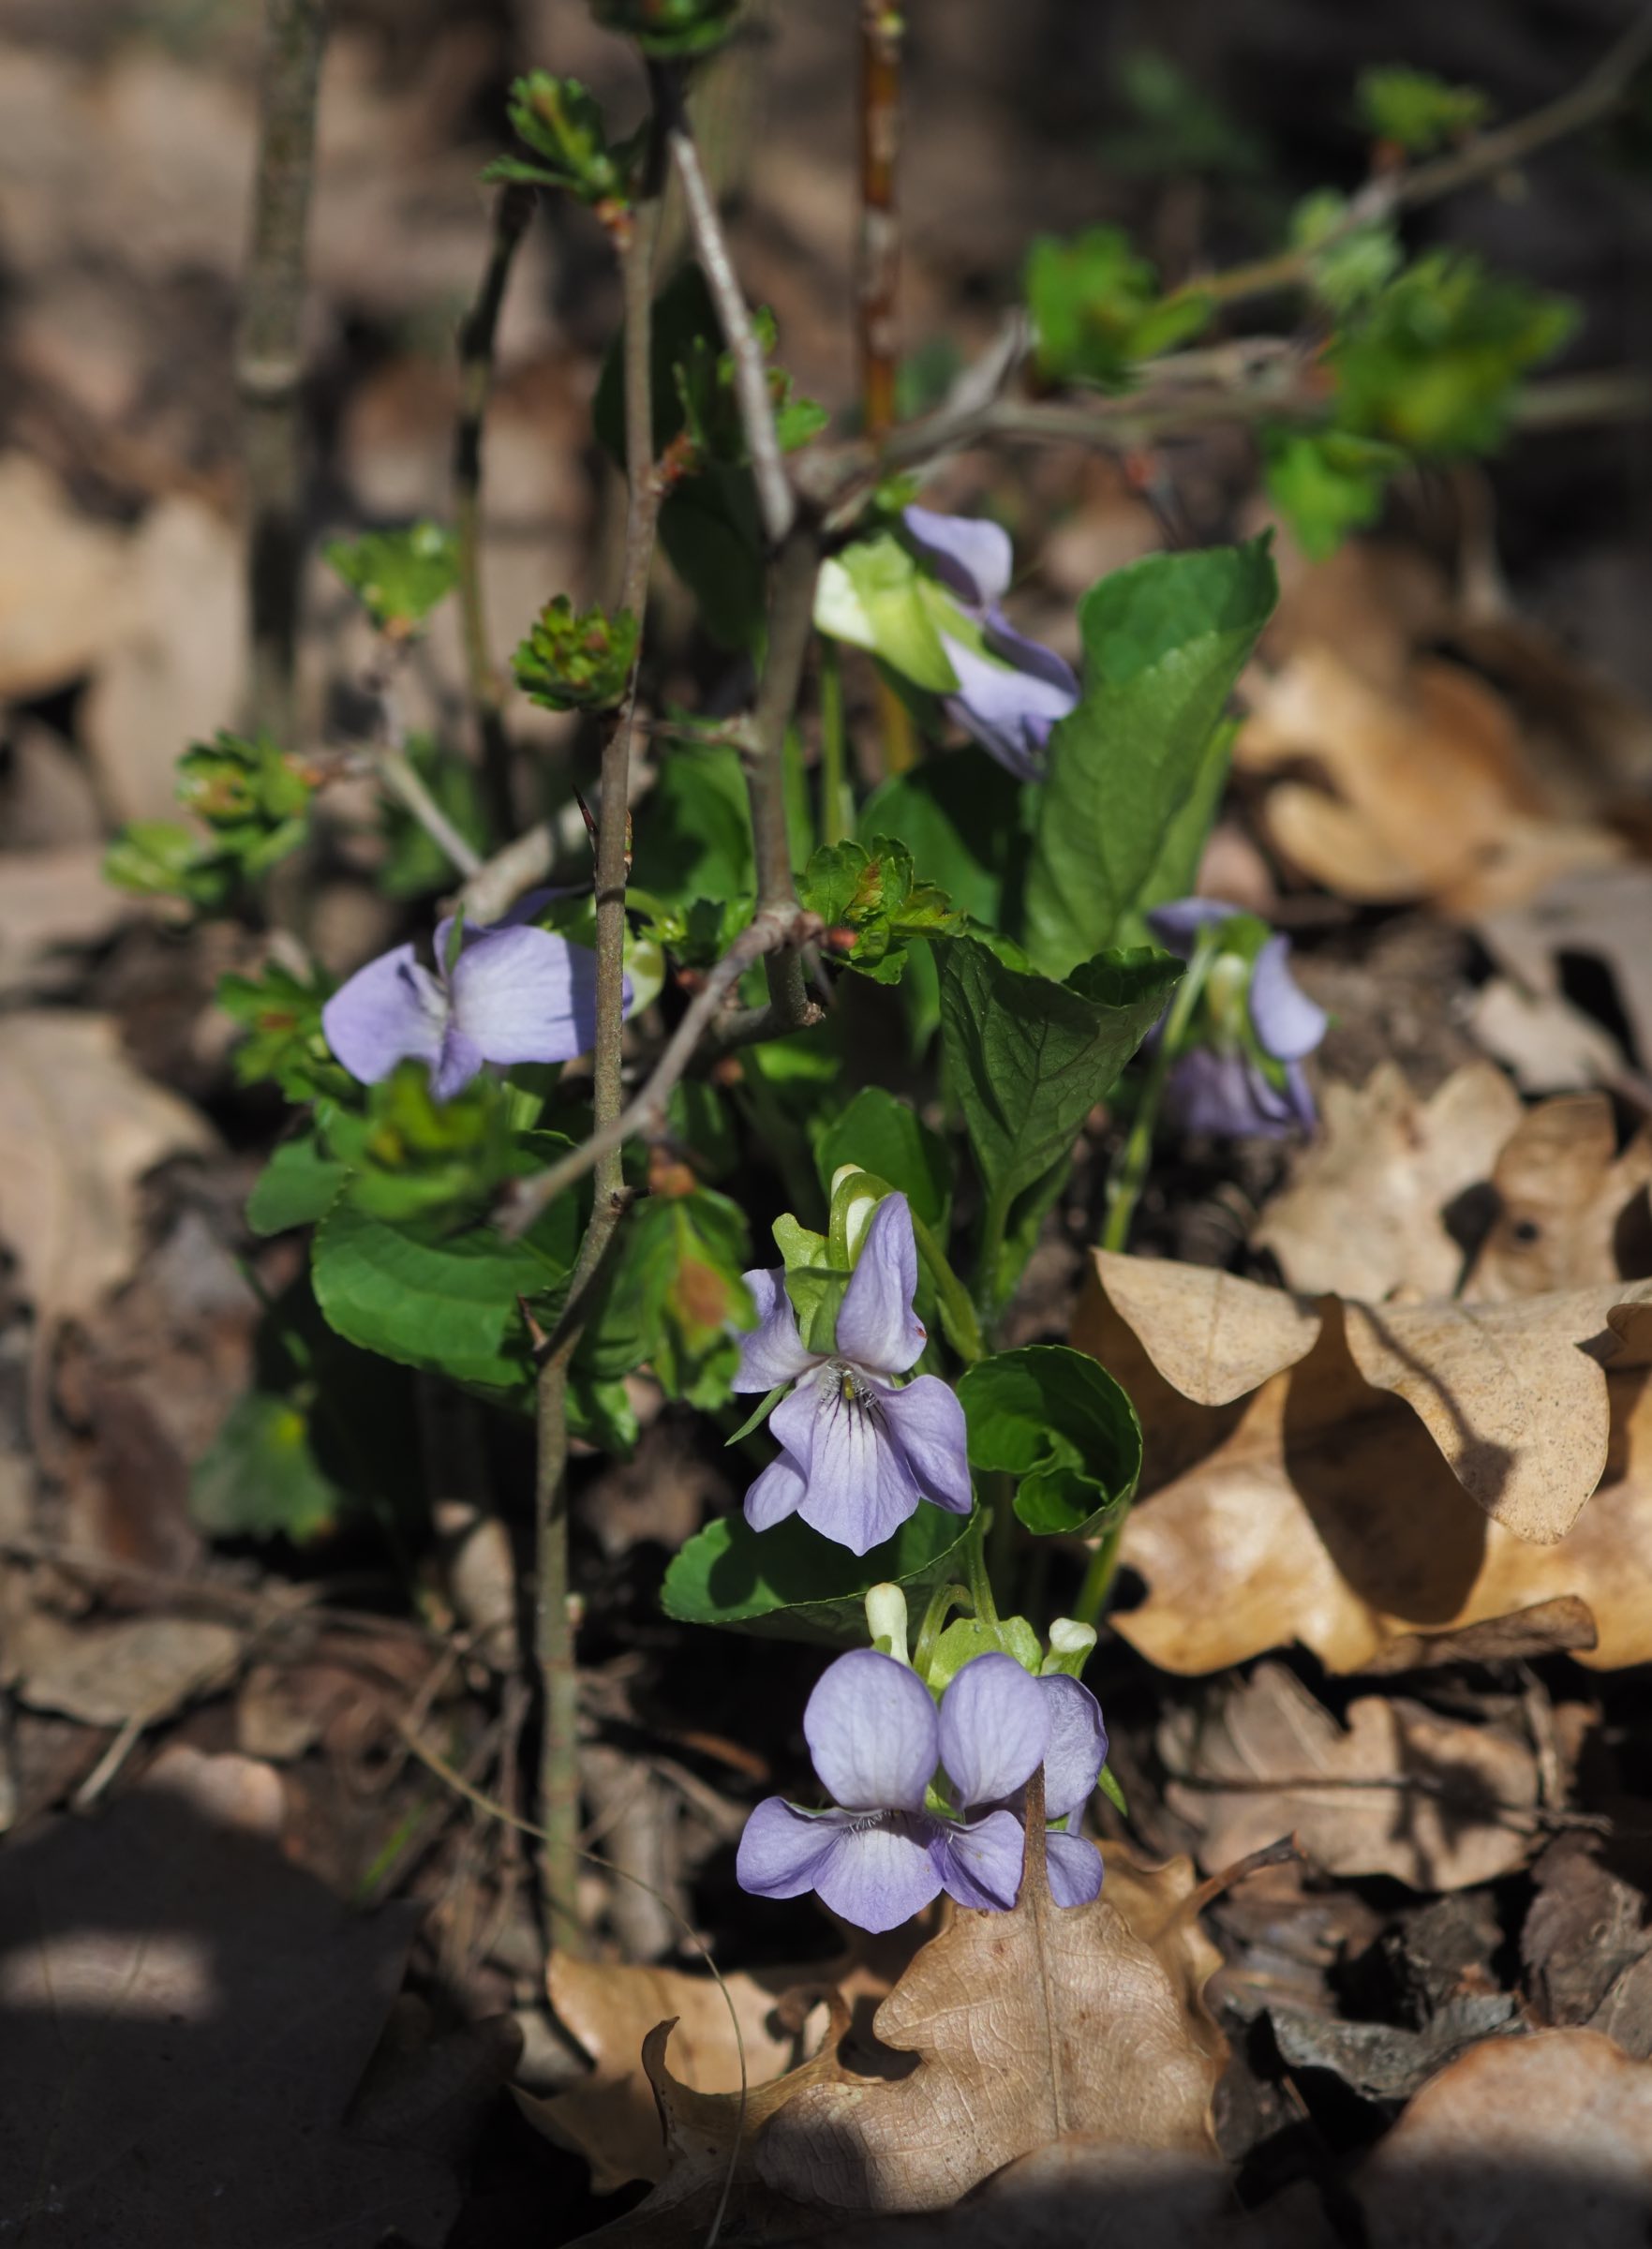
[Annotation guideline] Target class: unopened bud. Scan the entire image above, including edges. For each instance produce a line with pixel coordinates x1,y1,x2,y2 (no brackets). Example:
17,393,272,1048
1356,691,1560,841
830,1165,880,1260
1041,1617,1096,1679
865,1582,911,1664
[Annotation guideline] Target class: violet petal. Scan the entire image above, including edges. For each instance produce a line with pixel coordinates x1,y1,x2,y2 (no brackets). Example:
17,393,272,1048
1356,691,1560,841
447,924,602,1065
734,1269,818,1393
430,1025,486,1101
1044,1827,1105,1907
1249,933,1329,1062
320,944,447,1085
1145,898,1234,957
796,1380,923,1555
836,1193,926,1375
744,1447,808,1531
814,1815,945,1932
932,1808,1027,1913
939,1653,1050,1810
1039,1675,1108,1821
902,505,1013,608
876,1376,974,1514
803,1648,938,1813
737,1798,852,1899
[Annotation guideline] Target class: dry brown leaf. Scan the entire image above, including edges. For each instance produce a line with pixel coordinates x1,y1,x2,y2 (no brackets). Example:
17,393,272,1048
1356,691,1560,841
0,453,128,697
518,1952,840,2193
1469,975,1627,1096
1159,1662,1540,1891
756,1820,1226,2214
0,1011,215,1332
1464,1095,1652,1303
0,847,142,998
1238,646,1620,914
1356,2031,1652,2246
1351,1595,1599,1674
1252,1062,1523,1303
1479,864,1652,1077
1094,1254,1322,1406
1077,1259,1652,1675
12,1610,241,1727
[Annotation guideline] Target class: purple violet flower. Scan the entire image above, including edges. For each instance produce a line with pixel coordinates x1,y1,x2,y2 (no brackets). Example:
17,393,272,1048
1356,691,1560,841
1147,898,1329,1139
903,505,1079,782
733,1193,973,1556
322,912,618,1102
737,1649,1106,1932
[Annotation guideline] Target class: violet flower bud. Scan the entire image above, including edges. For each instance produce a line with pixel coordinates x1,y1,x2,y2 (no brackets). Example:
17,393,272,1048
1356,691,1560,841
1147,898,1328,1139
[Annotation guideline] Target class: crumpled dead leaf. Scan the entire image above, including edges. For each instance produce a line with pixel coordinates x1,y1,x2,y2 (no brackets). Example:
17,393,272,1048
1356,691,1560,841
0,1745,473,2246
1159,1662,1540,1891
0,1010,215,1333
1479,864,1652,1080
1238,643,1623,916
517,1951,841,2193
0,847,144,999
9,1608,241,1728
1077,1254,1652,1673
757,1818,1226,2214
1463,1093,1652,1303
1355,2030,1652,2246
0,454,128,697
1253,1062,1523,1303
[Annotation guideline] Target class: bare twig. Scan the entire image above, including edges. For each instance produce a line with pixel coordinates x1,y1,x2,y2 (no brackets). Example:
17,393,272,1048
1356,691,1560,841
857,1,902,436
1196,7,1652,311
239,0,326,747
372,745,484,879
454,182,536,837
534,141,667,1952
664,91,796,546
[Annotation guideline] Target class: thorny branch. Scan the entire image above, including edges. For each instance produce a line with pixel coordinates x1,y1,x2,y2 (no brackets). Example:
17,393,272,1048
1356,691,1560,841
239,0,326,750
533,127,667,1952
454,181,535,838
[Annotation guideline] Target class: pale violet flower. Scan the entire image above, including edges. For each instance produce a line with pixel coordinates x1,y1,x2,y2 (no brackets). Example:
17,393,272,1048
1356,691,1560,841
1148,898,1328,1139
734,1192,972,1556
737,1649,1106,1932
903,505,1079,783
323,909,619,1102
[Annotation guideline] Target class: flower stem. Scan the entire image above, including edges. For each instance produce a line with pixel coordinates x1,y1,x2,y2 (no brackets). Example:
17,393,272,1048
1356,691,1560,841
818,638,852,846
908,1209,985,1365
1070,1517,1125,1633
912,1579,967,1677
963,1507,998,1628
1100,933,1216,1256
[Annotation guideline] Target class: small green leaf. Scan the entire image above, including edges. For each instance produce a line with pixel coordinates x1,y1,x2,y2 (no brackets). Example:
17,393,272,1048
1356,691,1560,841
799,836,960,984
1096,1763,1130,1815
1289,189,1402,313
926,1613,1043,1691
1357,67,1490,155
513,595,637,712
1023,539,1277,976
1026,226,1212,389
591,0,743,61
325,522,458,635
939,936,1180,1223
490,72,628,203
814,1088,952,1233
858,757,1027,931
661,1505,975,1646
630,742,755,910
247,1131,349,1236
959,1345,1141,1537
217,961,341,1101
1262,429,1405,560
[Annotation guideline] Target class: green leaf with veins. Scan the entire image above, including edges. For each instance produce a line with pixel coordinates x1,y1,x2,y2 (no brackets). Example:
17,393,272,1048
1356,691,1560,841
959,1344,1142,1538
661,1505,975,1646
799,836,960,984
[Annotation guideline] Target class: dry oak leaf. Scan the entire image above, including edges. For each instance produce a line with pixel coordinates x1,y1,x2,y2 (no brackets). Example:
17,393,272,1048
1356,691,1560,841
1077,1257,1652,1674
755,1813,1227,2215
0,1010,214,1331
1462,1092,1652,1303
11,1608,241,1727
1355,2030,1652,2249
1479,863,1652,1082
1253,1061,1523,1303
1158,1661,1540,1891
518,1951,841,2193
1237,644,1622,915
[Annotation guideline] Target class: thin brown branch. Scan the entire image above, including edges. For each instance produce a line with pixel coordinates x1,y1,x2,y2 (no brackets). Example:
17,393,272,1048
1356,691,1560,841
857,1,902,438
533,156,666,1956
239,0,326,748
454,182,535,838
664,99,796,545
1196,7,1652,311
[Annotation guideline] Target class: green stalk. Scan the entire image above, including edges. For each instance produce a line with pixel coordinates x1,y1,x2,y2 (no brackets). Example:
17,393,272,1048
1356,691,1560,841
1100,933,1217,1256
1069,1516,1125,1631
962,1507,998,1627
818,638,851,845
912,1580,968,1678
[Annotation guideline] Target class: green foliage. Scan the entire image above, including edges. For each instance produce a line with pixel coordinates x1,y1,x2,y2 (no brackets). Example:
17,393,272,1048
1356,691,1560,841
630,742,755,916
939,936,1181,1290
513,596,638,712
325,521,458,635
815,1088,952,1234
799,836,959,984
1100,50,1269,179
320,1065,531,1226
1288,189,1402,312
106,733,316,914
1357,67,1490,153
247,1129,349,1236
1332,250,1576,453
1024,540,1278,976
1025,227,1212,390
1263,429,1405,559
858,758,1025,931
191,1276,419,1545
311,1177,580,1397
485,74,632,203
586,1187,754,1408
591,0,742,61
927,1613,1043,1691
959,1345,1141,1537
661,1504,975,1645
217,961,341,1101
